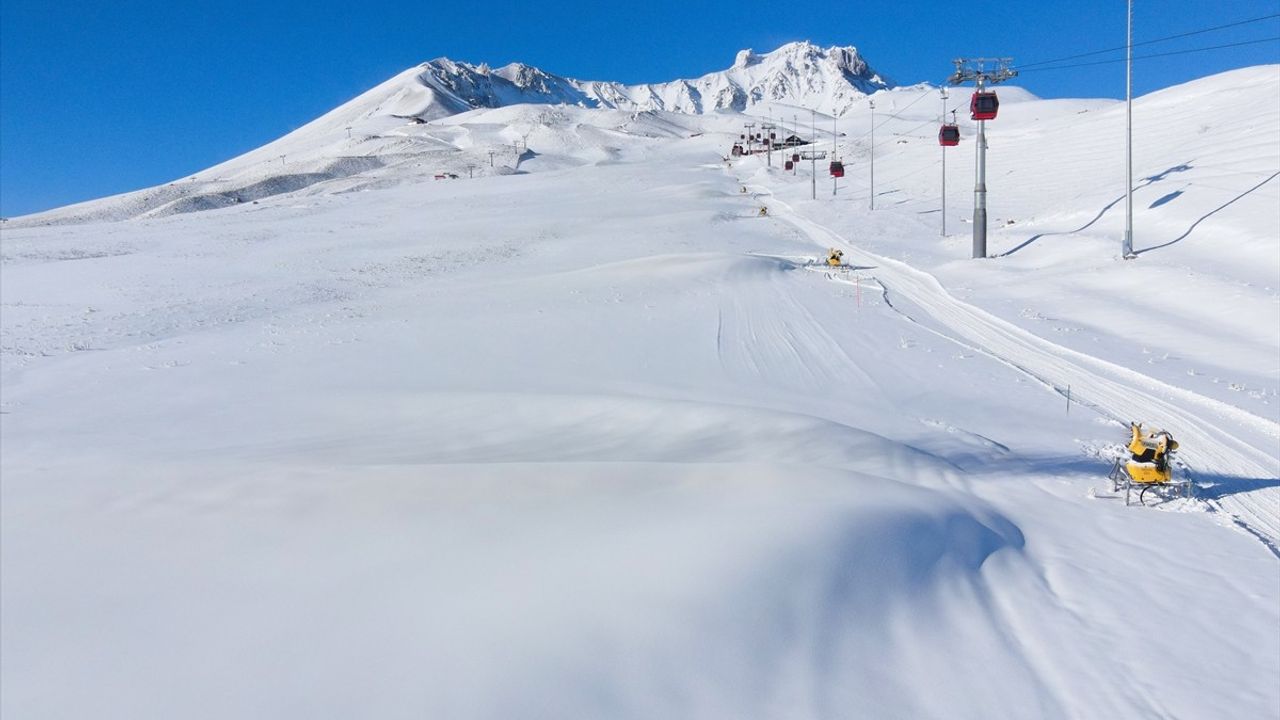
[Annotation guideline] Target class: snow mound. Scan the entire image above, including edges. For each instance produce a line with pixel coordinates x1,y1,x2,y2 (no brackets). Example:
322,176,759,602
0,454,1027,718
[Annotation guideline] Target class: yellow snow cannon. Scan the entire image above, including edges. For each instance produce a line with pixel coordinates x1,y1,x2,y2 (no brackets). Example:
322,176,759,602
1108,422,1189,504
758,205,769,217
827,248,844,267
1126,422,1178,484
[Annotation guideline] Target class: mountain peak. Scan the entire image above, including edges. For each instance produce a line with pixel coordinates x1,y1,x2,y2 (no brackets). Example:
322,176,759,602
394,40,893,123
751,41,876,77
766,40,821,56
734,49,760,68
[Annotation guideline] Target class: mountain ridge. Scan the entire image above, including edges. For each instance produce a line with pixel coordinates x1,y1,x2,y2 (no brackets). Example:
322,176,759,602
400,41,894,120
5,41,901,225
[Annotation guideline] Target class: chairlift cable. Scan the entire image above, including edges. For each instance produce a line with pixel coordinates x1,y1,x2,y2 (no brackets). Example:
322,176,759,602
828,16,1277,153
1019,35,1280,73
1015,12,1280,70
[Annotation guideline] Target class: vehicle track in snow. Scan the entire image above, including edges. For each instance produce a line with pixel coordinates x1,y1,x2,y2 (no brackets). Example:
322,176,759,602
756,190,1280,555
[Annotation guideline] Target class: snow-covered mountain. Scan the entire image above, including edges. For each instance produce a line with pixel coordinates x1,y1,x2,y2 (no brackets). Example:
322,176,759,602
7,41,897,227
394,41,892,120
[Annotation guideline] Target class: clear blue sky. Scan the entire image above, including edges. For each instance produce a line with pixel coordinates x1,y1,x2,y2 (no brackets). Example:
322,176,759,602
2,0,1277,216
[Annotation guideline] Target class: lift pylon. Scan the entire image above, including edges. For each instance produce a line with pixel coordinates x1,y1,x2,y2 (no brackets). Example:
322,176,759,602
947,58,1017,260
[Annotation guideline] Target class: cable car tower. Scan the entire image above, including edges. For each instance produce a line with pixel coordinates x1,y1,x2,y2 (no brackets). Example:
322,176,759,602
948,57,1016,259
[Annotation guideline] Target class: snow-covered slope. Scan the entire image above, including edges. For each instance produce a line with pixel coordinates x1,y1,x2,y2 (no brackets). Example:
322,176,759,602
2,61,1278,720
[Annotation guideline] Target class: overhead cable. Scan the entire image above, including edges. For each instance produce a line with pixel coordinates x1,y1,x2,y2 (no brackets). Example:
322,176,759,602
1015,13,1280,70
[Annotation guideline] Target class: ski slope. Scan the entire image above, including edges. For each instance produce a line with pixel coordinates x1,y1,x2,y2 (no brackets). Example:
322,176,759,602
762,195,1280,551
2,63,1278,719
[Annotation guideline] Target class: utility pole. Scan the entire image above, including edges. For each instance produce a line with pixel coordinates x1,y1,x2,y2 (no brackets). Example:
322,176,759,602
869,100,876,210
467,164,476,179
1123,0,1136,258
489,151,495,167
832,113,838,196
941,89,948,235
345,126,352,139
948,57,1017,259
793,114,798,176
744,122,756,156
810,109,817,200
762,121,776,167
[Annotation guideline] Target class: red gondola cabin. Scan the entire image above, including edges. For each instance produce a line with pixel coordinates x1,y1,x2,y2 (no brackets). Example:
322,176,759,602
970,92,999,121
785,160,794,171
829,160,845,178
938,124,960,146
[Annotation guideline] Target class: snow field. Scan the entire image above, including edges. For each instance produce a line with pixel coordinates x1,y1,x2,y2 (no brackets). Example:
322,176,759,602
3,66,1279,719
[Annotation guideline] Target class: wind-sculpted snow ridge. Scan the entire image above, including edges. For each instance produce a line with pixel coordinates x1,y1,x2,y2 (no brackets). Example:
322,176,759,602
6,154,391,226
0,451,1034,718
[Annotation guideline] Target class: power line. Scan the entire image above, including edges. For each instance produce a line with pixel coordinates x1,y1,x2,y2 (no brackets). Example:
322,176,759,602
1019,36,1280,73
818,18,1276,233
1016,12,1280,70
828,15,1279,149
836,84,942,146
850,18,1279,136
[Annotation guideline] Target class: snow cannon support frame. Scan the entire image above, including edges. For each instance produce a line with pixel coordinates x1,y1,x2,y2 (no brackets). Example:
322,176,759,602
1108,422,1193,506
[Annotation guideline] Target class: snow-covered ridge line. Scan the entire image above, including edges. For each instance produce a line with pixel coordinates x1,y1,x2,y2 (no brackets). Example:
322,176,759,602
408,41,893,120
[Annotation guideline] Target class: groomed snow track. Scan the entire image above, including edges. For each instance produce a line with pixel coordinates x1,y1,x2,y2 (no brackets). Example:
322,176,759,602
761,192,1280,554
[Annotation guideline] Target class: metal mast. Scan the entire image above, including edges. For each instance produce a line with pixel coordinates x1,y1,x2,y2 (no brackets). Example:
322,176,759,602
869,100,875,210
1124,0,1136,258
811,109,817,200
941,89,948,236
948,57,1016,259
832,113,838,196
763,119,776,168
